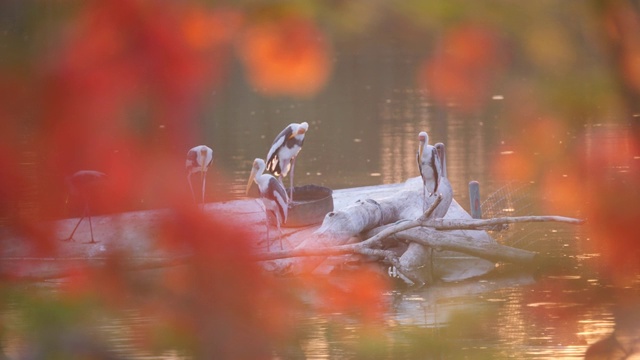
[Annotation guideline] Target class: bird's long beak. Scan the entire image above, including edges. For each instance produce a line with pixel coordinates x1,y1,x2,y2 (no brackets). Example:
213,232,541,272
246,168,257,195
418,143,424,158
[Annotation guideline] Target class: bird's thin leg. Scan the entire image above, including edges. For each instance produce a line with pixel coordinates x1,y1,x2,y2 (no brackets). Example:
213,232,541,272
275,212,284,250
86,204,96,244
265,211,271,252
422,183,427,213
187,173,196,205
63,216,84,242
289,158,295,204
200,171,206,209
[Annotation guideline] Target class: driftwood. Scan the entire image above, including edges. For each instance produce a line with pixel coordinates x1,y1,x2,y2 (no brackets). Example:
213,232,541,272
262,176,451,278
0,180,418,280
258,172,584,285
0,153,583,283
255,143,584,285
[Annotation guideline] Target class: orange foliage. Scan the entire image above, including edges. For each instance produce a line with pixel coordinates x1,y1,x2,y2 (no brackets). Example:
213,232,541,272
307,266,390,324
541,127,640,283
491,116,570,183
494,119,640,282
238,15,333,97
58,212,298,358
540,172,584,215
182,7,244,50
1,4,389,354
621,48,640,92
54,210,393,356
519,117,568,158
578,129,640,283
22,0,233,222
491,149,536,182
602,0,640,93
0,0,247,277
418,24,506,112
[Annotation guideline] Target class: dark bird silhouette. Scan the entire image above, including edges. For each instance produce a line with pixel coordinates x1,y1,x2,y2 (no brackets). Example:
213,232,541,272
63,170,107,243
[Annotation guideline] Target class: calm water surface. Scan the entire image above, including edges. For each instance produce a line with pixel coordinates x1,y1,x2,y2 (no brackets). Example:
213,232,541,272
6,45,639,359
6,104,637,358
175,98,637,357
5,2,640,357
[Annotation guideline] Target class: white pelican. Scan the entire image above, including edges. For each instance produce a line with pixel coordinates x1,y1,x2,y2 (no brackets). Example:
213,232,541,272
63,170,107,243
246,158,289,250
186,145,213,206
417,131,442,210
266,122,308,203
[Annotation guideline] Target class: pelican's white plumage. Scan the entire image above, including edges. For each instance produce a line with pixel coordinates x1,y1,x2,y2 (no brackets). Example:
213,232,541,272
266,122,308,202
246,158,289,250
186,145,213,206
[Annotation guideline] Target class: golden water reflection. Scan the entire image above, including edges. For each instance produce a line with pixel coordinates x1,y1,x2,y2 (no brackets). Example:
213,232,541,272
0,267,635,359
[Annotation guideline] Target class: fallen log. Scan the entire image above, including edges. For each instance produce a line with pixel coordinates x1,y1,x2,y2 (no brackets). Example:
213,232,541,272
258,175,584,285
0,182,410,280
1,256,191,281
264,175,453,278
257,194,582,283
0,169,584,283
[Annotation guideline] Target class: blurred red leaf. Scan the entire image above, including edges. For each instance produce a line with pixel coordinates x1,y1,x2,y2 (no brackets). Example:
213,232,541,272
540,127,640,283
602,0,640,93
182,7,244,50
28,0,232,220
491,148,536,182
579,129,640,282
238,15,333,97
418,24,506,112
307,266,390,324
56,211,300,358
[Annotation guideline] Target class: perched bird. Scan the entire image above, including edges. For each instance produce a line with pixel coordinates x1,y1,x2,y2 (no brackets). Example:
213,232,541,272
417,131,442,209
63,170,107,243
435,142,447,179
186,145,214,206
246,158,289,251
266,122,308,203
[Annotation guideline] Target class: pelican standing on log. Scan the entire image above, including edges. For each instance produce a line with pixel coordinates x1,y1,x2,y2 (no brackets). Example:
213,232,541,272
246,158,289,251
63,170,107,243
186,145,213,206
266,122,308,204
417,131,442,211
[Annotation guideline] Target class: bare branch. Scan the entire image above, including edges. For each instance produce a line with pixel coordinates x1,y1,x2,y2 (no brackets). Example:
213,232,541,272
396,228,538,264
254,212,583,264
425,215,585,230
